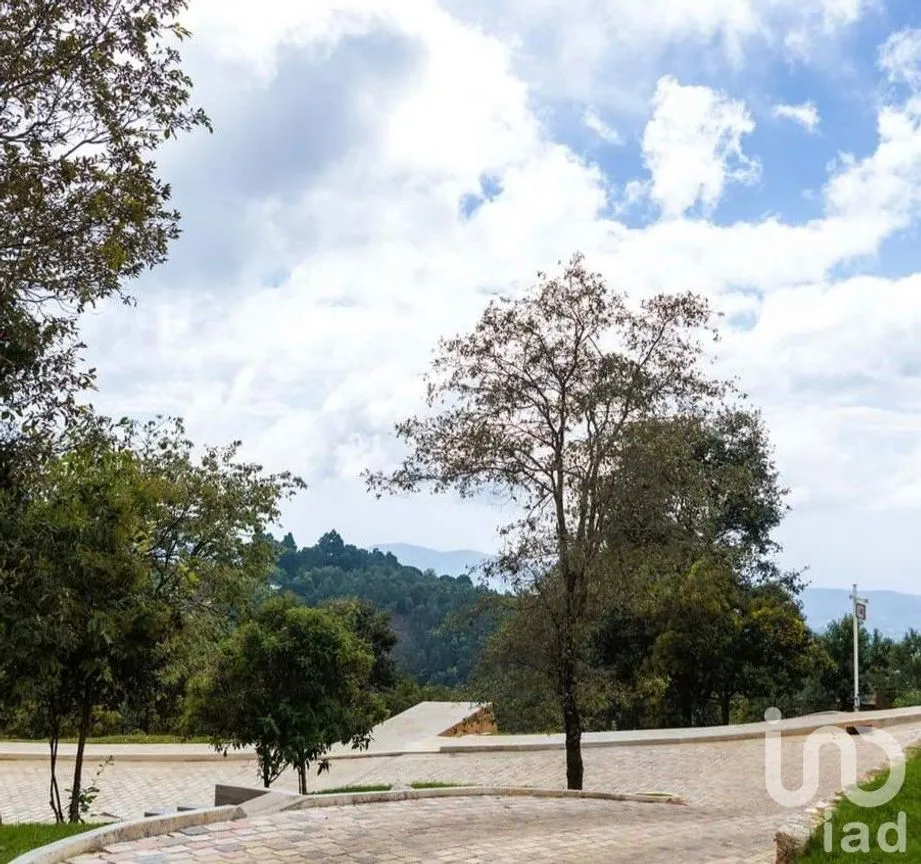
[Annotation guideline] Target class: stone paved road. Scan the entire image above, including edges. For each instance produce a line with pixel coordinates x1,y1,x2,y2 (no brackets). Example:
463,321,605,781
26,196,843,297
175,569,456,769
4,722,921,862
67,797,779,864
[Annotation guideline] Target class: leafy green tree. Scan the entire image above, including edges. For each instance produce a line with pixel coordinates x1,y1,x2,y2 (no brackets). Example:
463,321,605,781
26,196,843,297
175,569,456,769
320,598,398,693
863,629,896,707
602,409,792,586
594,407,802,727
187,596,386,793
730,583,813,718
1,438,165,822
476,406,802,735
652,560,740,725
0,2,211,784
113,416,306,731
472,585,616,734
0,417,304,820
0,0,209,429
367,252,727,789
811,615,871,711
806,627,921,712
274,532,495,688
793,621,921,715
887,630,921,707
589,594,666,731
651,561,810,725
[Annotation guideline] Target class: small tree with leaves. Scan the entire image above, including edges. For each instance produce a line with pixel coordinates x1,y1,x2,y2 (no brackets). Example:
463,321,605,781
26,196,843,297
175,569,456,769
2,439,165,822
366,252,728,789
0,416,304,821
187,595,386,793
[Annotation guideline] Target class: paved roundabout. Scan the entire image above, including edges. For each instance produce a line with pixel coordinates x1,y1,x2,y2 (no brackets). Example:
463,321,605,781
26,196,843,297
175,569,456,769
4,705,921,863
64,796,781,864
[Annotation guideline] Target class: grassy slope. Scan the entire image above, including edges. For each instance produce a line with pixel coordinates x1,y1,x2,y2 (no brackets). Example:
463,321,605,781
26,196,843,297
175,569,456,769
799,748,921,861
3,734,208,745
0,823,101,864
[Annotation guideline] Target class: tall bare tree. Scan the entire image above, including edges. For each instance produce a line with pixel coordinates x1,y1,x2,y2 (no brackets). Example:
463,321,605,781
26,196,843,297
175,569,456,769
366,253,729,789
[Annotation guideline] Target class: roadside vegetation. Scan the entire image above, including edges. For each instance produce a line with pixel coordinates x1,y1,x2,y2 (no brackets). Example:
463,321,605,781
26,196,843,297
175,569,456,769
4,0,911,829
0,823,102,864
798,748,921,861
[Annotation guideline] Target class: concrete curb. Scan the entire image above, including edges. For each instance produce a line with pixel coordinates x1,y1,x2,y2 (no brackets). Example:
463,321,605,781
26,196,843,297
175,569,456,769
0,746,440,764
6,707,921,763
0,749,255,763
9,786,686,864
774,818,815,864
288,786,688,808
214,782,686,812
9,805,245,864
440,710,921,753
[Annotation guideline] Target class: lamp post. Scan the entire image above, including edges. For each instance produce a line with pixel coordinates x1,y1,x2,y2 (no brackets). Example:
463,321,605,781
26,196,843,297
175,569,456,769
850,583,868,712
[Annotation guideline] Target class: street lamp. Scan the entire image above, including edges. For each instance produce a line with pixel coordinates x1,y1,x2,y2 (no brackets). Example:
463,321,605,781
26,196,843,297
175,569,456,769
850,583,868,712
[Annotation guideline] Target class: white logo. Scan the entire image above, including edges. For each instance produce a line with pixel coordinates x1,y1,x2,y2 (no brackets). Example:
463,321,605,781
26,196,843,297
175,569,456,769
764,707,905,809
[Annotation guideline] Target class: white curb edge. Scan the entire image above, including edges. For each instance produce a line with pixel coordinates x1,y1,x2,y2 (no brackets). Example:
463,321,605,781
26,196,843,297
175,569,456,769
9,805,245,864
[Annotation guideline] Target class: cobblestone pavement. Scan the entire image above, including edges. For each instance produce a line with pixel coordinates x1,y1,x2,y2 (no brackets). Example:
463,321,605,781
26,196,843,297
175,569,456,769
3,722,920,862
66,797,781,864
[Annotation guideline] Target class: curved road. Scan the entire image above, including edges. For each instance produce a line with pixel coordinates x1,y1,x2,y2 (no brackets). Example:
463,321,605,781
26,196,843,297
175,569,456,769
66,796,782,864
23,720,920,863
5,706,921,862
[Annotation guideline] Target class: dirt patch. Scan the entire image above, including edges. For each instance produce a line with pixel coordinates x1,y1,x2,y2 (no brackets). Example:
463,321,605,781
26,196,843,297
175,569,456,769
438,706,497,737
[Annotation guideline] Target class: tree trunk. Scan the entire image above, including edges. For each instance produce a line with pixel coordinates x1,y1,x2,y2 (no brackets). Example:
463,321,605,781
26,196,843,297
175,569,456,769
67,694,93,822
720,690,731,726
297,761,308,795
257,745,271,788
680,689,693,727
48,712,65,824
560,651,583,790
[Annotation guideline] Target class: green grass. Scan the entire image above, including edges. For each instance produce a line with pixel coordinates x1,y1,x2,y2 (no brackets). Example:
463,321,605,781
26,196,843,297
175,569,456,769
310,784,392,795
73,734,208,744
0,823,102,863
798,747,921,861
409,781,473,789
3,734,208,745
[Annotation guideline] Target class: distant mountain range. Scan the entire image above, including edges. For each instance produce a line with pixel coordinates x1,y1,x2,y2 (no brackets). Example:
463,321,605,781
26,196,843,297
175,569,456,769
800,588,921,639
371,543,494,578
371,543,921,638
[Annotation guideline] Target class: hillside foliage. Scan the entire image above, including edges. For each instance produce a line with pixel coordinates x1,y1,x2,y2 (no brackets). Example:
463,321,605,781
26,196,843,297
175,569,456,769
272,530,497,688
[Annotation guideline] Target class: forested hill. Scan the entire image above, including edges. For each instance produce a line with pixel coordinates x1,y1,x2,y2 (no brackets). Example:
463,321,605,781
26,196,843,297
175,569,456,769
271,530,498,687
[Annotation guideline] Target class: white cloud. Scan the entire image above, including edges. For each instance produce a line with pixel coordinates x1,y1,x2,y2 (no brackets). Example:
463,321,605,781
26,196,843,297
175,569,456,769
76,0,921,590
639,76,760,218
718,273,921,512
772,101,821,131
583,108,622,145
443,0,874,107
880,28,921,91
180,0,383,79
824,96,921,232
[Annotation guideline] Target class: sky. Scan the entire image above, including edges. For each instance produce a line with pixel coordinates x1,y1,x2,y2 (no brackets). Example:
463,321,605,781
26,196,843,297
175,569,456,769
80,0,921,592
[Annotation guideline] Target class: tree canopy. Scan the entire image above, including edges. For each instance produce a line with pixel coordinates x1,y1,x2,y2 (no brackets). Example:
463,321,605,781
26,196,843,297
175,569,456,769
1,0,209,429
367,252,735,789
273,530,496,688
186,595,387,793
0,417,304,821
